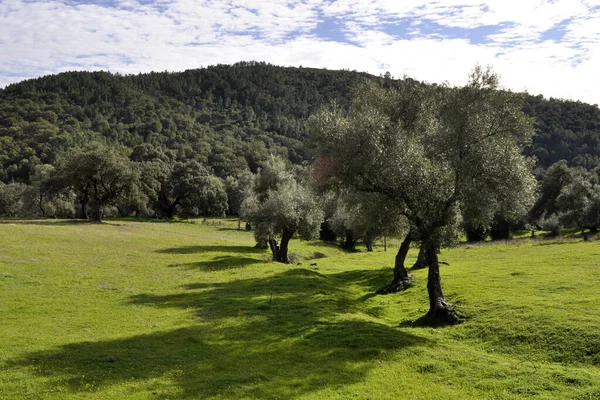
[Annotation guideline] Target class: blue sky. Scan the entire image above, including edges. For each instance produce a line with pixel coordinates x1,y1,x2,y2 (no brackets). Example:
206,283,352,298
1,0,599,104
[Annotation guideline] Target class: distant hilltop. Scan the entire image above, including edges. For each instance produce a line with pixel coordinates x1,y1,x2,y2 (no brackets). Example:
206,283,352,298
1,62,599,183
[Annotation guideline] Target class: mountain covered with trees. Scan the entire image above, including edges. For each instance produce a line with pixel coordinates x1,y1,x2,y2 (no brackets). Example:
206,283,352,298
2,62,600,185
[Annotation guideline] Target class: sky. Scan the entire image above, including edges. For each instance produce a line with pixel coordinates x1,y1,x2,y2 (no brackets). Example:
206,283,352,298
1,0,599,104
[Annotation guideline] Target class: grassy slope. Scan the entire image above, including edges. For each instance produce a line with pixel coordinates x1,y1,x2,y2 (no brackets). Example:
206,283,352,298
0,219,599,399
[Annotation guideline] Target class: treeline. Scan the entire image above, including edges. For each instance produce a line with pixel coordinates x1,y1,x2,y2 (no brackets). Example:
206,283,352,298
0,143,229,221
2,62,600,187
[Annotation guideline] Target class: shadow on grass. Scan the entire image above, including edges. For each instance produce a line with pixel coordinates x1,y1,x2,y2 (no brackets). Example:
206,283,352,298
156,245,265,255
9,268,429,399
169,256,262,271
330,267,392,293
0,218,91,226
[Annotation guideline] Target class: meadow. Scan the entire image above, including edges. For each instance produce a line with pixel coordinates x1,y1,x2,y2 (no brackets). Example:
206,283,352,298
1,219,599,399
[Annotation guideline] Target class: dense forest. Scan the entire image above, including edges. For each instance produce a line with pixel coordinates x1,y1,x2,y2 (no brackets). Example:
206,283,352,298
2,62,600,185
0,62,373,183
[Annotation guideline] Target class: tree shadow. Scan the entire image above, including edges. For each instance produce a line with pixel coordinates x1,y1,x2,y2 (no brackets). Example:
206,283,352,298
168,256,262,271
0,219,90,226
9,268,430,399
330,267,392,293
155,245,265,255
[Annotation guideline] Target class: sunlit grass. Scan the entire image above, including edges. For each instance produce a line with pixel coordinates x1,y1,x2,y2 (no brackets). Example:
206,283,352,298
1,219,599,399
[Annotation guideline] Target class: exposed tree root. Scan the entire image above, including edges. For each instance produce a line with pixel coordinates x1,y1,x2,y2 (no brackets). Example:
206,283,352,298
376,275,415,294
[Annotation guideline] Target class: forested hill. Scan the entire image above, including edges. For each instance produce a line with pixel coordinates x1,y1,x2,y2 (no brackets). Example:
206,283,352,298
1,61,599,183
524,94,600,169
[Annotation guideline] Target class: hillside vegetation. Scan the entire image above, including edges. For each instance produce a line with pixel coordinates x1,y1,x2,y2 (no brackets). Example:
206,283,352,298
2,62,600,183
1,219,599,399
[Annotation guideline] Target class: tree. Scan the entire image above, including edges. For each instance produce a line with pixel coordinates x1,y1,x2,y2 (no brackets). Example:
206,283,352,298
529,160,574,225
23,164,55,217
310,67,535,322
241,157,323,263
153,160,227,219
224,171,255,229
0,181,27,217
328,188,406,251
224,170,255,216
50,143,140,221
556,170,600,234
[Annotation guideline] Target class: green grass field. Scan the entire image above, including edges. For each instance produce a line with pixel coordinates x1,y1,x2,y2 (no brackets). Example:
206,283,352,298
1,219,599,399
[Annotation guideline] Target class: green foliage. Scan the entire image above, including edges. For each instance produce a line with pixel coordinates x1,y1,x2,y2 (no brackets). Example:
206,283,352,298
0,63,372,183
530,161,600,232
152,160,228,219
242,157,323,262
310,66,535,245
327,189,407,250
556,170,600,231
0,181,27,216
224,171,255,216
2,63,600,188
50,143,141,221
530,160,574,222
525,94,600,169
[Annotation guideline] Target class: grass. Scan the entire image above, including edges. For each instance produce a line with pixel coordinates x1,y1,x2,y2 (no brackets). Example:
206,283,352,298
0,218,599,399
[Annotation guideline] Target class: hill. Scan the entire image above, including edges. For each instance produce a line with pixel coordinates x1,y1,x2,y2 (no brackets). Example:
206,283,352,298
2,62,600,183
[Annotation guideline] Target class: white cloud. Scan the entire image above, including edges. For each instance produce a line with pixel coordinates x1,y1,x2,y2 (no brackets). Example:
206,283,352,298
0,0,599,105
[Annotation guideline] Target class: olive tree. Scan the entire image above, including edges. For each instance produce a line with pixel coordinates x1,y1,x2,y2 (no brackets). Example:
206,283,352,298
556,170,600,234
310,67,535,322
328,189,407,251
241,157,323,263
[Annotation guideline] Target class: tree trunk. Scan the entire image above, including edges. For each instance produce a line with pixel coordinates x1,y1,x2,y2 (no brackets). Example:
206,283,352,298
116,205,128,217
365,236,374,252
164,203,178,219
268,235,281,261
92,204,104,222
411,245,428,270
465,223,487,242
343,230,357,250
77,199,88,219
278,228,294,264
425,240,457,323
490,213,510,240
377,234,413,294
268,229,294,263
38,193,46,217
319,221,337,242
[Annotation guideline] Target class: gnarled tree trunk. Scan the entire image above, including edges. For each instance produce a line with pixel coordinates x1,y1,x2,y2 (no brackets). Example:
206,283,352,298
425,240,457,323
410,244,428,270
278,228,294,264
268,235,281,261
377,234,413,294
343,229,357,250
269,228,295,263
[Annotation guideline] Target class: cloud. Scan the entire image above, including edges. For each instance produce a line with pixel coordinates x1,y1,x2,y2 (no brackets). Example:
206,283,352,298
0,0,599,104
